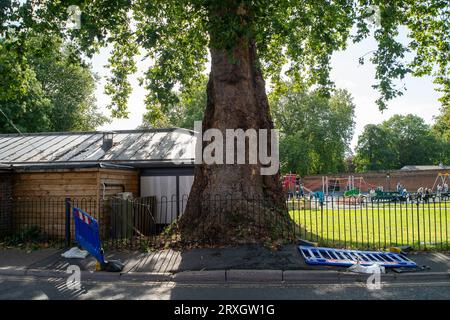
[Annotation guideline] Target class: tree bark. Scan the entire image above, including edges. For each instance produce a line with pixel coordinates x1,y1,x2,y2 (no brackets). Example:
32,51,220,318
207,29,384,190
177,4,290,244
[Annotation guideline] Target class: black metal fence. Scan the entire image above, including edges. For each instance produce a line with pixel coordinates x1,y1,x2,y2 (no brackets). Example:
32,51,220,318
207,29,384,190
0,195,187,249
1,197,98,247
0,194,449,250
0,174,12,236
288,195,450,250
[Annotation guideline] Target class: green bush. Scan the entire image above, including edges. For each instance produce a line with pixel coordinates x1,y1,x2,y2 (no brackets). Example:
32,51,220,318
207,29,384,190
3,225,44,246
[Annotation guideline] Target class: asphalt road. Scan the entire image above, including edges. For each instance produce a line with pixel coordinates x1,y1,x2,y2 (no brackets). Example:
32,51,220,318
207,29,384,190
1,274,450,300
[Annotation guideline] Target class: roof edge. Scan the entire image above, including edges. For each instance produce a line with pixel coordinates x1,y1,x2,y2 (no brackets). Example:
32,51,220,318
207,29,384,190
0,127,196,137
9,162,137,172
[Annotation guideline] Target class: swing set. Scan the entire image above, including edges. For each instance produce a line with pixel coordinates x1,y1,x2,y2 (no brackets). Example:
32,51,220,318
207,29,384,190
431,172,449,195
322,176,375,197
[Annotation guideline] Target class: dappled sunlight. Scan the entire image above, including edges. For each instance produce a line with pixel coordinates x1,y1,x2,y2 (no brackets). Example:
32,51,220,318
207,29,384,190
125,249,182,274
74,281,174,300
47,277,88,300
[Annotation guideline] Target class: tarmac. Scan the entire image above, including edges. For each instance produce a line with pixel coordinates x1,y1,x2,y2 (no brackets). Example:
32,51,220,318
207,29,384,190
1,244,449,284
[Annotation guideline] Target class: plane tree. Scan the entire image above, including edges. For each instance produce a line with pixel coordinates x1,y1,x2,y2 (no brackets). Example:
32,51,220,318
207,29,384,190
2,0,448,243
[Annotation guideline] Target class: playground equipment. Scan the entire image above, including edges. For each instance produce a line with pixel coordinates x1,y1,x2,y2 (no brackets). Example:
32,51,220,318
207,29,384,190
344,188,360,197
284,173,376,200
283,173,297,194
289,171,449,203
368,181,411,202
283,173,326,207
283,173,311,198
370,189,409,202
431,172,449,196
322,176,375,197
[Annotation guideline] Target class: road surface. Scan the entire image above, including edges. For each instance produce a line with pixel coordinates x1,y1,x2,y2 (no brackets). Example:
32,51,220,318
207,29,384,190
0,274,449,300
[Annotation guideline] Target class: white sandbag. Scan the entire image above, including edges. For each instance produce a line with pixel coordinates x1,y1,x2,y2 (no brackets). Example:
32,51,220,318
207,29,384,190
348,262,385,274
61,247,89,259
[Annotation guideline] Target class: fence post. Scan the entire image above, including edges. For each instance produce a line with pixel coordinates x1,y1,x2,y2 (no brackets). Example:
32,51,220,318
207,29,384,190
416,199,420,250
65,198,71,247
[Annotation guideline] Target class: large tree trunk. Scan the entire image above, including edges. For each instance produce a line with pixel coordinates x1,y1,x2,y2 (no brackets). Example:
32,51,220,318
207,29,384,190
177,5,290,244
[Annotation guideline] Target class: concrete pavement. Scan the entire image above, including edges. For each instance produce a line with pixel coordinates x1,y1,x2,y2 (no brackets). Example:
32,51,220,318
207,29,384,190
0,245,449,285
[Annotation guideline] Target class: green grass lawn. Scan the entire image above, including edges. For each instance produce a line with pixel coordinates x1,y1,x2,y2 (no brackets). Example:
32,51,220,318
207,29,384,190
289,200,450,250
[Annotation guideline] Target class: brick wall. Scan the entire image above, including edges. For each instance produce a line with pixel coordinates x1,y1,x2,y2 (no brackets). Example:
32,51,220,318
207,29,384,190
302,169,449,193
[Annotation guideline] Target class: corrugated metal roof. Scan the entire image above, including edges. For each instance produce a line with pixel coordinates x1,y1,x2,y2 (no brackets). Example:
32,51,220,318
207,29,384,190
0,129,196,168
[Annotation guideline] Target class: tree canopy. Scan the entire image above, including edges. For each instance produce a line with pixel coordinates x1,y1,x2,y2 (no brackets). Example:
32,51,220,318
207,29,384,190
0,34,52,133
354,114,448,172
141,75,207,130
271,84,355,175
433,106,450,140
354,123,400,171
1,1,448,121
0,33,108,133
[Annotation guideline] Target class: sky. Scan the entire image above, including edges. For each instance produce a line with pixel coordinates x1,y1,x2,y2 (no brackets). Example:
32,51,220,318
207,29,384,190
92,30,443,152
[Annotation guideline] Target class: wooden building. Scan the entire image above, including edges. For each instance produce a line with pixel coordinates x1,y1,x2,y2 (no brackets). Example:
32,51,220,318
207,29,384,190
0,129,196,237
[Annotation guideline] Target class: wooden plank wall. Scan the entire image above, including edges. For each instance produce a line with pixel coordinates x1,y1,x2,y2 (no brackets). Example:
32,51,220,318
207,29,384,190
10,168,139,239
12,169,100,198
98,169,139,200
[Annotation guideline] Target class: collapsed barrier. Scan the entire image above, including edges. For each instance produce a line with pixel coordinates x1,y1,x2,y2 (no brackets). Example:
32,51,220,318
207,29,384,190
72,206,123,272
298,246,417,268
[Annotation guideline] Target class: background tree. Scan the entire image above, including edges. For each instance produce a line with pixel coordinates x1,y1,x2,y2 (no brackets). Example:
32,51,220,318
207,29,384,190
354,124,398,171
431,106,450,164
0,35,52,133
433,106,450,140
271,85,355,176
0,33,108,133
344,155,356,173
383,114,441,168
354,114,445,172
2,1,448,243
